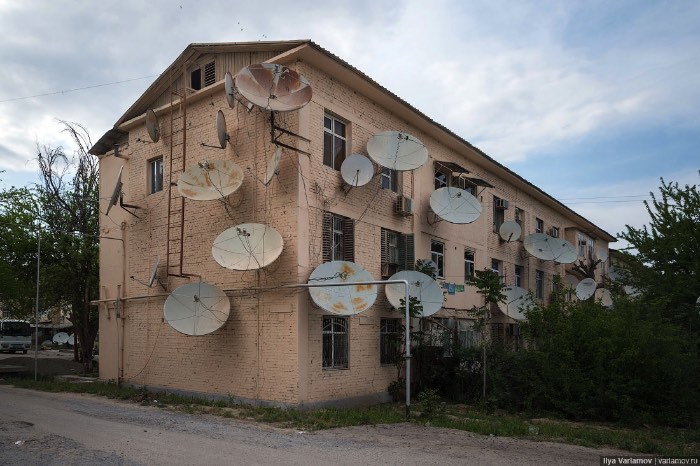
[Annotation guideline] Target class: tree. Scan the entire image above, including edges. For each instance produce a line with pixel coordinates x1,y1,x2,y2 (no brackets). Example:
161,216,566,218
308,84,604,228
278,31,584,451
34,121,100,372
617,176,700,335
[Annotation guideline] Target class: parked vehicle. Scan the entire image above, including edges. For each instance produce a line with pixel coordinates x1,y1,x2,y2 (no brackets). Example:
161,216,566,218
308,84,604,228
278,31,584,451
0,320,32,354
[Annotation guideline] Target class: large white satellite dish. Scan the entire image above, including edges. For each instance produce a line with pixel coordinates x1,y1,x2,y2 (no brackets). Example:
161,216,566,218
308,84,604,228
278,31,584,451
523,233,578,263
429,187,482,224
53,332,70,345
234,63,312,112
576,278,597,300
596,288,613,307
366,131,428,171
177,160,244,200
264,147,283,185
308,261,377,315
216,110,230,149
212,223,284,270
340,154,374,187
499,221,522,242
163,282,230,336
595,248,609,263
385,270,443,317
106,166,124,216
497,286,531,321
146,109,160,143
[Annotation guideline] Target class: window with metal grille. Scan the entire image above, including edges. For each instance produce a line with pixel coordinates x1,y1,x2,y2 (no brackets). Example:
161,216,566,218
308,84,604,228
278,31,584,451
380,167,398,192
148,157,163,194
323,316,348,369
535,217,544,234
464,250,475,280
380,318,402,365
322,213,353,262
323,113,346,170
431,240,445,279
380,229,414,277
535,269,545,299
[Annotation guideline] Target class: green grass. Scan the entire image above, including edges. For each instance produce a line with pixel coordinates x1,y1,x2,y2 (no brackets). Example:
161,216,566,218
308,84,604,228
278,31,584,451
2,377,697,456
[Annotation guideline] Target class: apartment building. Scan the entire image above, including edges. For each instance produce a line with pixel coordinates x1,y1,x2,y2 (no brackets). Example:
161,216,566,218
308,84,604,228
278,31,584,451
90,40,615,407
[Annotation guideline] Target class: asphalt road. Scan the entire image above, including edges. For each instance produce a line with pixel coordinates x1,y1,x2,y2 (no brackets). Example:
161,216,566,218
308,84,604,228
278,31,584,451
0,385,625,465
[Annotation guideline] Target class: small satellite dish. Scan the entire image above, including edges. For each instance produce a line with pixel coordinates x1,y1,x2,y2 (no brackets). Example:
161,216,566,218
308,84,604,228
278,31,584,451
177,160,244,200
212,223,284,270
596,288,613,307
366,131,428,171
497,286,531,321
523,233,577,263
145,109,160,143
385,270,443,317
575,278,597,300
264,147,283,185
340,154,374,187
499,221,522,242
234,63,312,112
147,255,166,290
429,187,482,224
163,282,230,336
308,261,377,315
67,334,75,346
53,332,70,345
216,110,229,149
106,166,124,216
224,71,236,108
595,248,609,262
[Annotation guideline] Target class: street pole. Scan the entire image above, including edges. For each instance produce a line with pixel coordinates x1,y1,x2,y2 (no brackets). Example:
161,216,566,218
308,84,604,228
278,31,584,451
34,227,41,381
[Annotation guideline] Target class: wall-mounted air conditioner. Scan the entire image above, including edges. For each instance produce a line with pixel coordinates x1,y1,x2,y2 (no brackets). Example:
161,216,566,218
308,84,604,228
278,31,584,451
549,227,560,238
395,195,414,216
495,199,509,210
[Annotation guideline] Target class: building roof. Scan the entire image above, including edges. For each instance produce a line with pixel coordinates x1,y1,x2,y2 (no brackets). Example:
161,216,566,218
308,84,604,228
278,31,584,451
90,39,616,242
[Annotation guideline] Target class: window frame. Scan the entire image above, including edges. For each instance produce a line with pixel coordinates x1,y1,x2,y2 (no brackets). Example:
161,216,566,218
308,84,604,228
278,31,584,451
148,157,164,195
431,240,445,279
322,316,349,370
491,258,503,283
535,217,544,234
381,229,415,278
535,270,545,300
493,196,505,232
323,113,347,171
380,167,399,192
464,249,475,281
514,265,523,288
323,213,354,262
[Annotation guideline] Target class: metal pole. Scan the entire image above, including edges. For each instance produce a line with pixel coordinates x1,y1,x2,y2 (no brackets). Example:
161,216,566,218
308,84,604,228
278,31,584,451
34,227,41,381
285,279,411,416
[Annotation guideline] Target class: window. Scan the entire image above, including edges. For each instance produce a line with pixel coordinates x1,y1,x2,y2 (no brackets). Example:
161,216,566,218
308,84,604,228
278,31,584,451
323,113,346,170
578,232,586,257
431,240,445,279
457,319,480,348
550,226,560,238
380,318,402,365
434,167,448,190
535,270,545,299
380,167,398,192
323,213,354,262
464,250,475,280
535,218,544,234
491,259,503,282
381,229,414,277
453,176,476,195
149,157,163,194
515,208,525,230
588,238,595,258
323,317,348,369
514,265,523,288
493,196,505,232
190,61,215,90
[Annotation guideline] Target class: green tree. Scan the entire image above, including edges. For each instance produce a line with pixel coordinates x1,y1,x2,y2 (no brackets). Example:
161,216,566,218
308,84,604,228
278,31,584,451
617,176,700,335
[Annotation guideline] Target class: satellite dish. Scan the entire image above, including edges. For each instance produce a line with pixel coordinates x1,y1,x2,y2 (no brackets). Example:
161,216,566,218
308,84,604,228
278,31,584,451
234,63,312,112
145,109,160,143
148,256,160,287
67,334,75,346
429,187,482,224
595,248,609,262
224,71,236,108
106,166,124,216
163,282,230,336
385,270,443,317
499,221,522,242
212,223,284,270
497,286,531,321
340,154,374,187
177,160,244,200
53,332,70,345
264,147,283,185
596,288,613,307
366,131,428,171
523,233,578,263
575,278,597,300
308,261,377,315
216,110,229,149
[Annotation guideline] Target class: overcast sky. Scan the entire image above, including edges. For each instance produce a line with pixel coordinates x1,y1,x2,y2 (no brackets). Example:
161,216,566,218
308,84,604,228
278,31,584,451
1,0,698,248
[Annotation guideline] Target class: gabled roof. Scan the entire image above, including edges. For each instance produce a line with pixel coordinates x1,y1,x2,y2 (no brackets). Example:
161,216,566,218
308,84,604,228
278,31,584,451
90,39,616,242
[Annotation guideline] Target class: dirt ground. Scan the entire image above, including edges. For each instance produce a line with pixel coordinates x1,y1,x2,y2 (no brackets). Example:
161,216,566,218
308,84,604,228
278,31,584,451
0,349,86,376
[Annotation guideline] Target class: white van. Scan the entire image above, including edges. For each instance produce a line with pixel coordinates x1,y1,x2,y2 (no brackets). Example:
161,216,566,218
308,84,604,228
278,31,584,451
0,320,32,354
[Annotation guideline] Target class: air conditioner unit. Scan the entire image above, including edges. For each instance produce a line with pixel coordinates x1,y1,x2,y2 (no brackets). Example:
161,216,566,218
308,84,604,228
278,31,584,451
549,227,559,238
395,195,414,216
495,199,509,210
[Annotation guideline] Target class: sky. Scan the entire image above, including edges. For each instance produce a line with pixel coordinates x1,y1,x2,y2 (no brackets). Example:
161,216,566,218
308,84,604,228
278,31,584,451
0,0,698,249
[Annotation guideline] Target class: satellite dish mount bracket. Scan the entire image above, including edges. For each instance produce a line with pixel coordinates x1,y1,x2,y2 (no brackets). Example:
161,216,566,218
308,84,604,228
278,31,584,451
270,113,310,156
